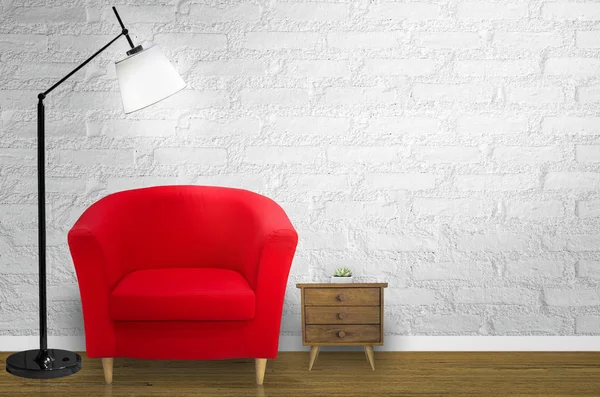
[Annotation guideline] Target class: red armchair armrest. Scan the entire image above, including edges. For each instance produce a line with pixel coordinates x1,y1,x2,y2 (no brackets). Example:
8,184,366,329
68,229,116,358
245,196,298,358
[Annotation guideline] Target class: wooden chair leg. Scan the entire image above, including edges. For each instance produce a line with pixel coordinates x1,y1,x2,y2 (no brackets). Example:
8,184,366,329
255,358,267,385
308,346,320,371
102,358,114,384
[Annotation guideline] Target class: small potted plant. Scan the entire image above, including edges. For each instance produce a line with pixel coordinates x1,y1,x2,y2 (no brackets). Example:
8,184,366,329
331,267,353,283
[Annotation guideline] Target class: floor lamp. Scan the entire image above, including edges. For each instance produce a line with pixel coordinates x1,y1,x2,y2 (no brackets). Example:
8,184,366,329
5,6,186,379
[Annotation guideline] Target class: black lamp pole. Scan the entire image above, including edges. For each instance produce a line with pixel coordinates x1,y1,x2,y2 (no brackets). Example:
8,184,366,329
6,7,140,379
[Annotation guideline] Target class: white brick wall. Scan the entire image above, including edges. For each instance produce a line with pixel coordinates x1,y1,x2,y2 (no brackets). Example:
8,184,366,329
455,174,537,191
413,315,482,334
366,231,438,251
189,4,261,22
578,200,600,218
457,2,528,20
542,117,600,135
577,261,600,279
412,198,490,217
578,84,600,103
245,146,320,165
542,3,600,20
364,173,436,191
154,148,227,166
456,288,539,305
576,146,600,163
544,173,600,190
492,316,564,334
327,146,399,163
457,232,531,252
493,31,564,50
493,146,561,163
545,58,600,76
505,260,564,279
275,116,348,136
365,59,437,77
367,3,440,21
328,32,398,49
1,0,599,339
577,316,600,334
286,60,349,78
454,60,539,77
457,116,528,135
504,201,565,219
506,85,564,104
154,33,227,51
413,83,493,103
413,262,493,280
272,2,348,21
241,88,309,107
577,31,600,49
244,32,318,50
545,290,600,307
414,32,482,49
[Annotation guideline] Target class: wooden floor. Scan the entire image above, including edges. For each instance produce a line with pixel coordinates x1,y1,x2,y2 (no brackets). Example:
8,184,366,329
2,352,600,396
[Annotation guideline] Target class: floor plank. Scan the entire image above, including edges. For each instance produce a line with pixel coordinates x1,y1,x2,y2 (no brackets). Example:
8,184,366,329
1,352,600,396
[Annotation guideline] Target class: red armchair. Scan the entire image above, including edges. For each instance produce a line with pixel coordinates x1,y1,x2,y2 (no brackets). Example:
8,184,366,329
68,186,298,384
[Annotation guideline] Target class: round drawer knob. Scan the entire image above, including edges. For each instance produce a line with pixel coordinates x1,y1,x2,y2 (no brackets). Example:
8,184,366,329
338,331,346,338
337,312,347,320
337,294,346,301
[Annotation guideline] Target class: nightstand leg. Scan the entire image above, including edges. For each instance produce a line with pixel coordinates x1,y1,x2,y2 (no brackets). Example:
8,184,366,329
308,346,320,371
364,346,375,371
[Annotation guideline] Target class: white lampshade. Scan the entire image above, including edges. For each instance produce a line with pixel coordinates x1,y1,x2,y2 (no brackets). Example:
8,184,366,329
115,45,186,114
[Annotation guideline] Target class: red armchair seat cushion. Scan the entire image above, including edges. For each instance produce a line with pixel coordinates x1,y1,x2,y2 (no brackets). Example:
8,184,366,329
109,268,256,321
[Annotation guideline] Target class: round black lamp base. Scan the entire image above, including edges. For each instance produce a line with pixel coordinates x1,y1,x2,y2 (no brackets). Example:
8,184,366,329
6,349,82,379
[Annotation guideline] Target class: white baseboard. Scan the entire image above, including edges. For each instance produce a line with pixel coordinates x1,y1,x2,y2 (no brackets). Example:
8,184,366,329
1,335,599,352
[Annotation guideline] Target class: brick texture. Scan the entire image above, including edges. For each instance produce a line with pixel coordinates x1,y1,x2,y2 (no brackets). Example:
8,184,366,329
0,0,598,339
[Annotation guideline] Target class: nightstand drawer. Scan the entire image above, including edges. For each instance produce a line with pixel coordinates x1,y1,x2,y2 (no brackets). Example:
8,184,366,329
305,306,380,325
304,288,380,306
305,325,381,344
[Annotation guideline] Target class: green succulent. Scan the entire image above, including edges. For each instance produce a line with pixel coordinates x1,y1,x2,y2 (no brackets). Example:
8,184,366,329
333,267,352,277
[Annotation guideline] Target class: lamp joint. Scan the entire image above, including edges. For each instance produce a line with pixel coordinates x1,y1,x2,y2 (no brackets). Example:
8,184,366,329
126,45,144,56
38,93,45,100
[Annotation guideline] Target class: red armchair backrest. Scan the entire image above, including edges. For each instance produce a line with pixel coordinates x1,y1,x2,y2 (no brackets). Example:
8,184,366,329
70,186,272,289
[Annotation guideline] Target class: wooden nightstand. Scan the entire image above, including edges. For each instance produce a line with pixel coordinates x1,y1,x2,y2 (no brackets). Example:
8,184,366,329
296,282,387,371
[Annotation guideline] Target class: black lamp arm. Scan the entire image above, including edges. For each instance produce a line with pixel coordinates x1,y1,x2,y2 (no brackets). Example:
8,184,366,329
112,6,135,49
41,6,136,98
41,32,124,98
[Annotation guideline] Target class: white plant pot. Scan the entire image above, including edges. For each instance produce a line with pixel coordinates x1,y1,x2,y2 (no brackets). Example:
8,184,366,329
331,276,353,283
